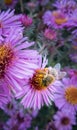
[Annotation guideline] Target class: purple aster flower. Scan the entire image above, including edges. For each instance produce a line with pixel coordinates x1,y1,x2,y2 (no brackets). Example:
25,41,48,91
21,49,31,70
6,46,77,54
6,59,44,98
53,0,77,15
54,77,77,114
2,99,19,116
3,102,38,130
43,10,70,29
16,58,65,109
3,110,32,130
3,99,38,130
53,111,76,130
4,0,18,9
0,28,41,108
0,9,22,36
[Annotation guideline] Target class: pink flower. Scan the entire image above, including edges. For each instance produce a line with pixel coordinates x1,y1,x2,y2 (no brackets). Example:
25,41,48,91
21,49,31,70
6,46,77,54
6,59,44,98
16,58,62,109
44,28,57,40
0,29,41,108
20,14,33,27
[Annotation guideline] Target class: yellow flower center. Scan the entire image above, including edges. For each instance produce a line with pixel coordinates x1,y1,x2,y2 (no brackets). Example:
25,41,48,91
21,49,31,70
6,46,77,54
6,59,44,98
65,86,77,105
53,11,67,25
4,0,12,5
0,45,14,78
30,68,55,90
61,117,70,125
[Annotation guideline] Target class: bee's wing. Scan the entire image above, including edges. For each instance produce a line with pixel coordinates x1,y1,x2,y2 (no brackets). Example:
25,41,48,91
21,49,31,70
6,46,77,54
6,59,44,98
59,72,67,79
54,63,61,71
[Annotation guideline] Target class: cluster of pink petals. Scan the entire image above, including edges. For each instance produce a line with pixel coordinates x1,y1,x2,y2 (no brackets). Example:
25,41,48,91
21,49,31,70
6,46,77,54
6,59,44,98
44,28,57,40
20,14,33,27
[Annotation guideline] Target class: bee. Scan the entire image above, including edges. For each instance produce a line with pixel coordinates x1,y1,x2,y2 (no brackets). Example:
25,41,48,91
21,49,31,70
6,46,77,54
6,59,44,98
43,74,55,87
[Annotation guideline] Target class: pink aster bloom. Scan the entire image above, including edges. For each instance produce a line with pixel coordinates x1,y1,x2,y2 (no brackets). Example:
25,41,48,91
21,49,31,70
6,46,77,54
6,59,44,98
16,59,64,110
54,77,77,114
53,111,76,130
0,9,22,36
43,10,70,29
0,29,41,108
20,14,33,27
44,28,57,40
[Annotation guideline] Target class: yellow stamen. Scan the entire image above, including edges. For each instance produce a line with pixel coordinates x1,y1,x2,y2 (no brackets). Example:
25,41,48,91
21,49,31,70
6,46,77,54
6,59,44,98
55,18,67,25
65,86,77,105
0,45,14,78
4,0,12,5
30,68,55,90
53,11,67,25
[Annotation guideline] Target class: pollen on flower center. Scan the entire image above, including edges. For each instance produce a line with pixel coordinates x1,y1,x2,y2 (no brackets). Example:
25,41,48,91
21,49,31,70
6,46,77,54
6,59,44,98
53,12,67,25
30,68,55,90
0,45,14,78
61,117,70,125
4,0,12,5
65,86,77,105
